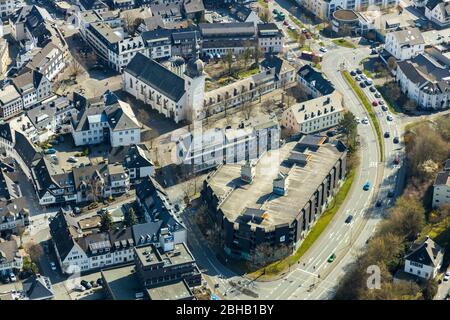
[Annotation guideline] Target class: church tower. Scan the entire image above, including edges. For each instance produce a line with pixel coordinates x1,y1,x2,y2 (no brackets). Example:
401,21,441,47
184,36,205,122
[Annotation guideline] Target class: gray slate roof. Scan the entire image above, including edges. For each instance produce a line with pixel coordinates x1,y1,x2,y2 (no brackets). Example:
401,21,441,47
125,53,186,102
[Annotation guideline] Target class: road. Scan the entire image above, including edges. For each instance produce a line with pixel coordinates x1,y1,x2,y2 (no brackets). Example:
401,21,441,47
180,17,409,297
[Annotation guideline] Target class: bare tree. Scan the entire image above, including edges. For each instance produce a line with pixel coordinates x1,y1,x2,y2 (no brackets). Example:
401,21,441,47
225,50,234,75
259,8,273,23
68,60,85,79
242,99,253,120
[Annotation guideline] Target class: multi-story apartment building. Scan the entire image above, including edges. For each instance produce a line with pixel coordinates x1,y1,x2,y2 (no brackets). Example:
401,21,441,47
384,28,425,61
396,53,450,110
199,22,257,56
257,23,284,54
0,85,23,120
432,159,450,208
202,134,347,261
0,197,30,233
297,65,335,98
11,69,52,109
50,210,136,274
282,92,344,135
85,22,146,72
26,43,66,81
0,240,22,277
295,0,399,20
0,0,20,18
425,0,450,27
404,236,444,279
176,114,280,173
71,92,141,147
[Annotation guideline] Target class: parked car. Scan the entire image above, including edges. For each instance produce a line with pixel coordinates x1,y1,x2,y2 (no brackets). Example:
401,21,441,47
369,86,376,92
50,262,57,271
81,280,92,290
387,114,394,121
73,284,85,292
44,148,57,155
327,130,336,137
384,132,390,138
96,278,103,286
393,156,400,165
363,181,371,191
73,207,81,215
362,117,369,124
327,253,336,263
90,280,98,288
365,79,373,86
374,92,381,98
375,200,383,207
381,105,388,111
319,47,327,53
393,137,399,144
355,76,361,81
345,215,353,223
9,273,16,282
350,70,356,76
378,100,384,105
444,272,449,282
387,190,395,198
356,68,362,74
372,101,378,107
68,156,78,163
360,82,366,88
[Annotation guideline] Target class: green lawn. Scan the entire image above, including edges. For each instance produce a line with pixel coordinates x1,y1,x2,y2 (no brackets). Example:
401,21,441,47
332,39,356,49
248,165,357,278
375,85,399,115
289,15,304,28
237,67,259,79
342,70,384,162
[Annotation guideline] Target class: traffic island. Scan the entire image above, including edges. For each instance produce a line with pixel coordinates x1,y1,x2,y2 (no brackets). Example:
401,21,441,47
341,70,384,162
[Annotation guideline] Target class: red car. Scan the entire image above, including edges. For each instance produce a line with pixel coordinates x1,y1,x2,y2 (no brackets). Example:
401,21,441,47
372,101,378,107
283,20,289,26
305,33,311,39
393,156,400,165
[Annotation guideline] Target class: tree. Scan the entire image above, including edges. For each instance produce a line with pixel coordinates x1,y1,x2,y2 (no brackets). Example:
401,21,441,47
387,56,397,72
225,50,233,75
380,196,425,240
125,207,138,227
242,47,252,69
259,8,272,23
339,111,358,151
100,212,114,232
404,99,417,113
242,99,253,120
16,225,25,248
24,242,44,265
68,60,84,79
22,256,39,275
422,279,438,300
385,81,401,101
298,33,307,49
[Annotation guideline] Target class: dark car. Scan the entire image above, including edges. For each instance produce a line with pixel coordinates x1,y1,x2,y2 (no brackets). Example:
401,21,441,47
356,68,362,74
96,278,103,286
381,105,388,111
384,132,390,138
81,280,92,289
360,82,366,88
369,86,376,92
393,137,399,144
387,191,395,198
345,215,354,223
327,130,336,137
350,70,356,76
374,92,381,98
375,200,382,207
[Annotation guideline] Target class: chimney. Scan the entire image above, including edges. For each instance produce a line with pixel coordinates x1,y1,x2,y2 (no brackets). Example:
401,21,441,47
241,161,256,184
273,172,288,196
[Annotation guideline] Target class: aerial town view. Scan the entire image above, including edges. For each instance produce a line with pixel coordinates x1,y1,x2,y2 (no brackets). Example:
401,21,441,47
0,0,449,306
